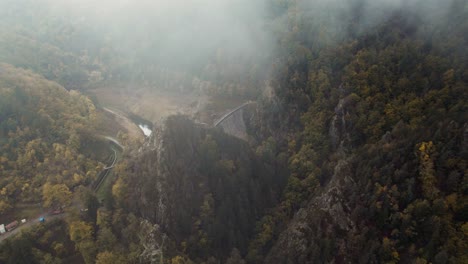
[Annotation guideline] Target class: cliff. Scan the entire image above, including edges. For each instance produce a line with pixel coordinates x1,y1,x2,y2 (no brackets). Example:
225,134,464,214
119,115,287,260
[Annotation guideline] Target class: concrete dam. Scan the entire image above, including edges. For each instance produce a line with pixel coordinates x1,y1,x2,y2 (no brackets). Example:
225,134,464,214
214,101,254,140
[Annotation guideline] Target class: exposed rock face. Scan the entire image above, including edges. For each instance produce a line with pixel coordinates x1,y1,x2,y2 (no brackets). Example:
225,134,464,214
329,98,347,150
124,115,285,258
265,152,357,263
139,220,167,264
266,96,357,263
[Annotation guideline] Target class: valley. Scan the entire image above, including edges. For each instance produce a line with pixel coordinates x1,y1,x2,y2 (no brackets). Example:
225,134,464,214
0,0,466,263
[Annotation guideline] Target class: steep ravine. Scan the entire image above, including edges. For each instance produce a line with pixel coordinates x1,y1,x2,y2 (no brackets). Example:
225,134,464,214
121,115,287,260
266,95,358,263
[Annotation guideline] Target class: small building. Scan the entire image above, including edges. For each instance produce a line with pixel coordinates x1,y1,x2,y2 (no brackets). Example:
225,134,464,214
5,221,18,231
0,224,5,234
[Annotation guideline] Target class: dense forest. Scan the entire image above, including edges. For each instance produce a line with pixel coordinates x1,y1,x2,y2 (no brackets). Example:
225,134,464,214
252,0,468,262
0,0,467,263
0,63,101,213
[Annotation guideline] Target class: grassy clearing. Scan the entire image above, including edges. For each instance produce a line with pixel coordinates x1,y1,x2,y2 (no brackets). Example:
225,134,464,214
89,86,207,122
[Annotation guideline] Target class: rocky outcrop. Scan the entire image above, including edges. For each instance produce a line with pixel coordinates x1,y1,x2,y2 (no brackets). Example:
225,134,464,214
124,115,286,259
265,150,357,263
266,95,357,263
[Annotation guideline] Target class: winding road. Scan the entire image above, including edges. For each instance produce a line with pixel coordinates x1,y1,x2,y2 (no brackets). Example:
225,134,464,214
0,137,122,244
93,147,118,192
104,149,117,169
0,213,66,243
0,102,249,243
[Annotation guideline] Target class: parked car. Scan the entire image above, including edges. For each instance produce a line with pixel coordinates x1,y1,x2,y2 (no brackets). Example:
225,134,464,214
5,221,18,231
51,209,63,215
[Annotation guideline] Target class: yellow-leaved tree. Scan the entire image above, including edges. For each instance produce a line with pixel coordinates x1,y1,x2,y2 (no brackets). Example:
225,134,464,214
42,183,72,209
69,221,95,264
417,141,439,200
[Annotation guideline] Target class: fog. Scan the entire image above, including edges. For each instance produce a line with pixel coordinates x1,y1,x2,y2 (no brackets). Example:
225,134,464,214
37,0,273,70
294,0,456,41
0,0,461,89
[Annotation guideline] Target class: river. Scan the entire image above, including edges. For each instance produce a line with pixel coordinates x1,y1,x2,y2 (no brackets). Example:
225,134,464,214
138,124,153,137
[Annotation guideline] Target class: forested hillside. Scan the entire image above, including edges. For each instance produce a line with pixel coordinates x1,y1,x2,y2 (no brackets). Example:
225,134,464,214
0,63,147,263
0,0,107,90
113,115,288,262
0,63,101,213
248,0,468,263
0,0,466,263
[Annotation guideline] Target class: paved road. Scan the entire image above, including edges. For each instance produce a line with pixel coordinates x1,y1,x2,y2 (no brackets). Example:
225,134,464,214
104,148,117,169
0,212,65,243
94,149,117,192
103,136,124,150
0,137,121,244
